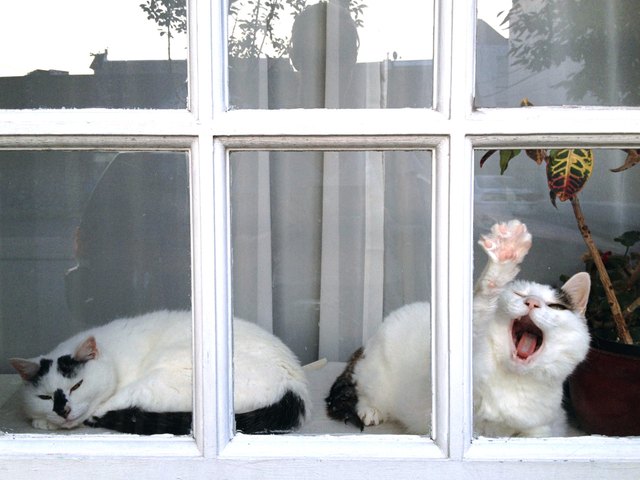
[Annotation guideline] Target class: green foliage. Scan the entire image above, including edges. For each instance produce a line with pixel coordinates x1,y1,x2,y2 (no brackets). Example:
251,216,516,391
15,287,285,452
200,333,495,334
615,231,640,249
583,241,640,343
498,149,521,174
546,149,593,207
615,231,640,257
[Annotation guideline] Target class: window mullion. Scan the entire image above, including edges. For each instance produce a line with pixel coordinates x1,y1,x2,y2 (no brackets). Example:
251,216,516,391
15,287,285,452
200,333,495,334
446,0,476,460
189,0,215,120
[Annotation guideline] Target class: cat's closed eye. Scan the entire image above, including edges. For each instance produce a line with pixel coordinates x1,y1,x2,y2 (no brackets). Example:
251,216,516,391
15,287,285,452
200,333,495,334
548,303,569,311
70,380,83,393
37,394,51,400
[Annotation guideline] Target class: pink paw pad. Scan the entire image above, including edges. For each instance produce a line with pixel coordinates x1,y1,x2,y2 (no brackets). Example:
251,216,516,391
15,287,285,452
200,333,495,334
480,220,532,264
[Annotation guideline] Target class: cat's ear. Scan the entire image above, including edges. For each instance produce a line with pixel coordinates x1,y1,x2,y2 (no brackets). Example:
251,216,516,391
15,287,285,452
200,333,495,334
561,272,591,316
74,336,98,362
9,358,41,382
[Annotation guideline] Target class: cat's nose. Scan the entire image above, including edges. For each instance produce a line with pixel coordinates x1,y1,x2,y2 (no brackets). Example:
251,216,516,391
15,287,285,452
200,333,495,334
524,297,542,310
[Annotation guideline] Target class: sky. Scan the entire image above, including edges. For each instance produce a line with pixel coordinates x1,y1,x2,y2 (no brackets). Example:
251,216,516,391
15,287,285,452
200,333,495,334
0,0,188,76
0,0,511,77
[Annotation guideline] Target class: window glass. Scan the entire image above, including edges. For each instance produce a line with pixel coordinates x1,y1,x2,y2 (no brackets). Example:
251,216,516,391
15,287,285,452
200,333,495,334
476,0,640,107
0,151,192,434
228,0,434,109
474,147,640,437
0,1,188,109
230,150,432,435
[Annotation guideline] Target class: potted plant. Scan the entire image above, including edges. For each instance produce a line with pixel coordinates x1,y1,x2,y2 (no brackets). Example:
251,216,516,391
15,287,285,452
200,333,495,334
480,123,640,436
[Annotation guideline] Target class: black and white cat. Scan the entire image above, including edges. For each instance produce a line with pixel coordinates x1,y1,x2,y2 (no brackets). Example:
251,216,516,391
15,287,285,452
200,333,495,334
326,220,591,437
10,310,309,435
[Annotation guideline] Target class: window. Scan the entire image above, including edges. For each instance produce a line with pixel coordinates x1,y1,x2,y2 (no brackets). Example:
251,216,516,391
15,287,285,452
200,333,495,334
1,0,640,479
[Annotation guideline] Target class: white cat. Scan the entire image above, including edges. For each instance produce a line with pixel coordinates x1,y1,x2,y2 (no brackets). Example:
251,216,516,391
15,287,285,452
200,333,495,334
326,220,591,437
325,302,431,434
10,310,309,435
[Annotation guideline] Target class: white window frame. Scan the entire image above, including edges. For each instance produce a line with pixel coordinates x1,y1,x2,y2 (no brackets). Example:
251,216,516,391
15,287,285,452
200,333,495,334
1,0,640,478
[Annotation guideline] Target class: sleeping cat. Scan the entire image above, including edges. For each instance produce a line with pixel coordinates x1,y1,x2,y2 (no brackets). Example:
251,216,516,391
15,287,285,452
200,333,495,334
10,310,309,435
326,220,591,437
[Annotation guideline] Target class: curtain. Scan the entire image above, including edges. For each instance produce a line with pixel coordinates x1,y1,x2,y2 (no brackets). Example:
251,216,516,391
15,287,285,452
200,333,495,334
230,150,431,364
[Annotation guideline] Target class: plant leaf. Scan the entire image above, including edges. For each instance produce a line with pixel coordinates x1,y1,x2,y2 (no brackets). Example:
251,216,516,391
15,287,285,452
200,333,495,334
525,149,547,165
614,231,640,248
479,149,497,168
498,149,521,174
611,149,640,173
546,148,593,206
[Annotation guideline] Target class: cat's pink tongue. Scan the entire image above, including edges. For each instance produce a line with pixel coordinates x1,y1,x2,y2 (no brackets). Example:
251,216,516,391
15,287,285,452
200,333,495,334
516,332,538,359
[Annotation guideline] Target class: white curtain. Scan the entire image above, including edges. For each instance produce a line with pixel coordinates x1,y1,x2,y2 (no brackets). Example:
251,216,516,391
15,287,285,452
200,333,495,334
231,150,431,364
229,1,431,364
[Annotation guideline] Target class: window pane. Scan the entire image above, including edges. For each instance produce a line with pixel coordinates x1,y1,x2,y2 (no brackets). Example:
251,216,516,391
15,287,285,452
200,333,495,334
0,2,188,109
228,0,434,109
1,151,192,435
476,0,640,107
230,150,432,435
474,147,640,437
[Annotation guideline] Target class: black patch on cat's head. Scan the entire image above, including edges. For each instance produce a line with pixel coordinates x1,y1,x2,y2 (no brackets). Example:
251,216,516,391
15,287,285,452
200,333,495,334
30,359,53,386
554,288,574,311
325,347,365,431
57,355,86,378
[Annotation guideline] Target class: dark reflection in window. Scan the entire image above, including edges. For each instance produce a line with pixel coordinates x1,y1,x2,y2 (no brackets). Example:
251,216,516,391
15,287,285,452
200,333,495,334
65,152,191,325
476,0,640,107
0,58,187,109
228,0,434,109
0,151,191,435
0,151,190,361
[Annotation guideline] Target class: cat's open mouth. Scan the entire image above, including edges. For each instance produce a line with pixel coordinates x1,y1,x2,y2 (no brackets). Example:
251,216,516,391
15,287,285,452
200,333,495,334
511,315,543,361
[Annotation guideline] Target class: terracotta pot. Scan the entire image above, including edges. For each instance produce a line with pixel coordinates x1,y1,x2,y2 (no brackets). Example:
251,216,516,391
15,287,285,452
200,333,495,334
569,336,640,436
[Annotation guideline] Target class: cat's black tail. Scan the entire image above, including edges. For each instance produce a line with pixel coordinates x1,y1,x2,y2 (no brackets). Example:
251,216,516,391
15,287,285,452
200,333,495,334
325,347,365,431
85,408,192,435
234,389,306,434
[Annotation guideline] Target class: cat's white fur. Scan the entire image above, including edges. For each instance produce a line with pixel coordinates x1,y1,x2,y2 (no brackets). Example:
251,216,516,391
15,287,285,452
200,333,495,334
11,311,309,431
473,220,590,436
353,302,431,434
233,319,310,415
342,220,591,437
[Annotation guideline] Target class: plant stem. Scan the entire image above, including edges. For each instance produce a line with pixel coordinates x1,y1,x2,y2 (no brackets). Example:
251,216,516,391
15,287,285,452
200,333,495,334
571,196,633,344
628,260,640,290
624,296,640,319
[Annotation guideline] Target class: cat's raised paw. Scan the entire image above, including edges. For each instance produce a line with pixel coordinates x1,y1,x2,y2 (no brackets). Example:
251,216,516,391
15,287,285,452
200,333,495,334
479,220,532,264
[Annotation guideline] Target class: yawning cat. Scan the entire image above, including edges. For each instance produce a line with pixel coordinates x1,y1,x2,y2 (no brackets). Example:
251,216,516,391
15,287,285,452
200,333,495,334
10,310,309,435
326,220,591,437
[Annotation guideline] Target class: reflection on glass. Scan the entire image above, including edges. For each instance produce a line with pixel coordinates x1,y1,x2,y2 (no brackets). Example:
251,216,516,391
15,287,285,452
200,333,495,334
228,0,434,109
230,150,432,435
476,0,640,107
0,1,188,108
473,147,640,437
1,151,192,434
